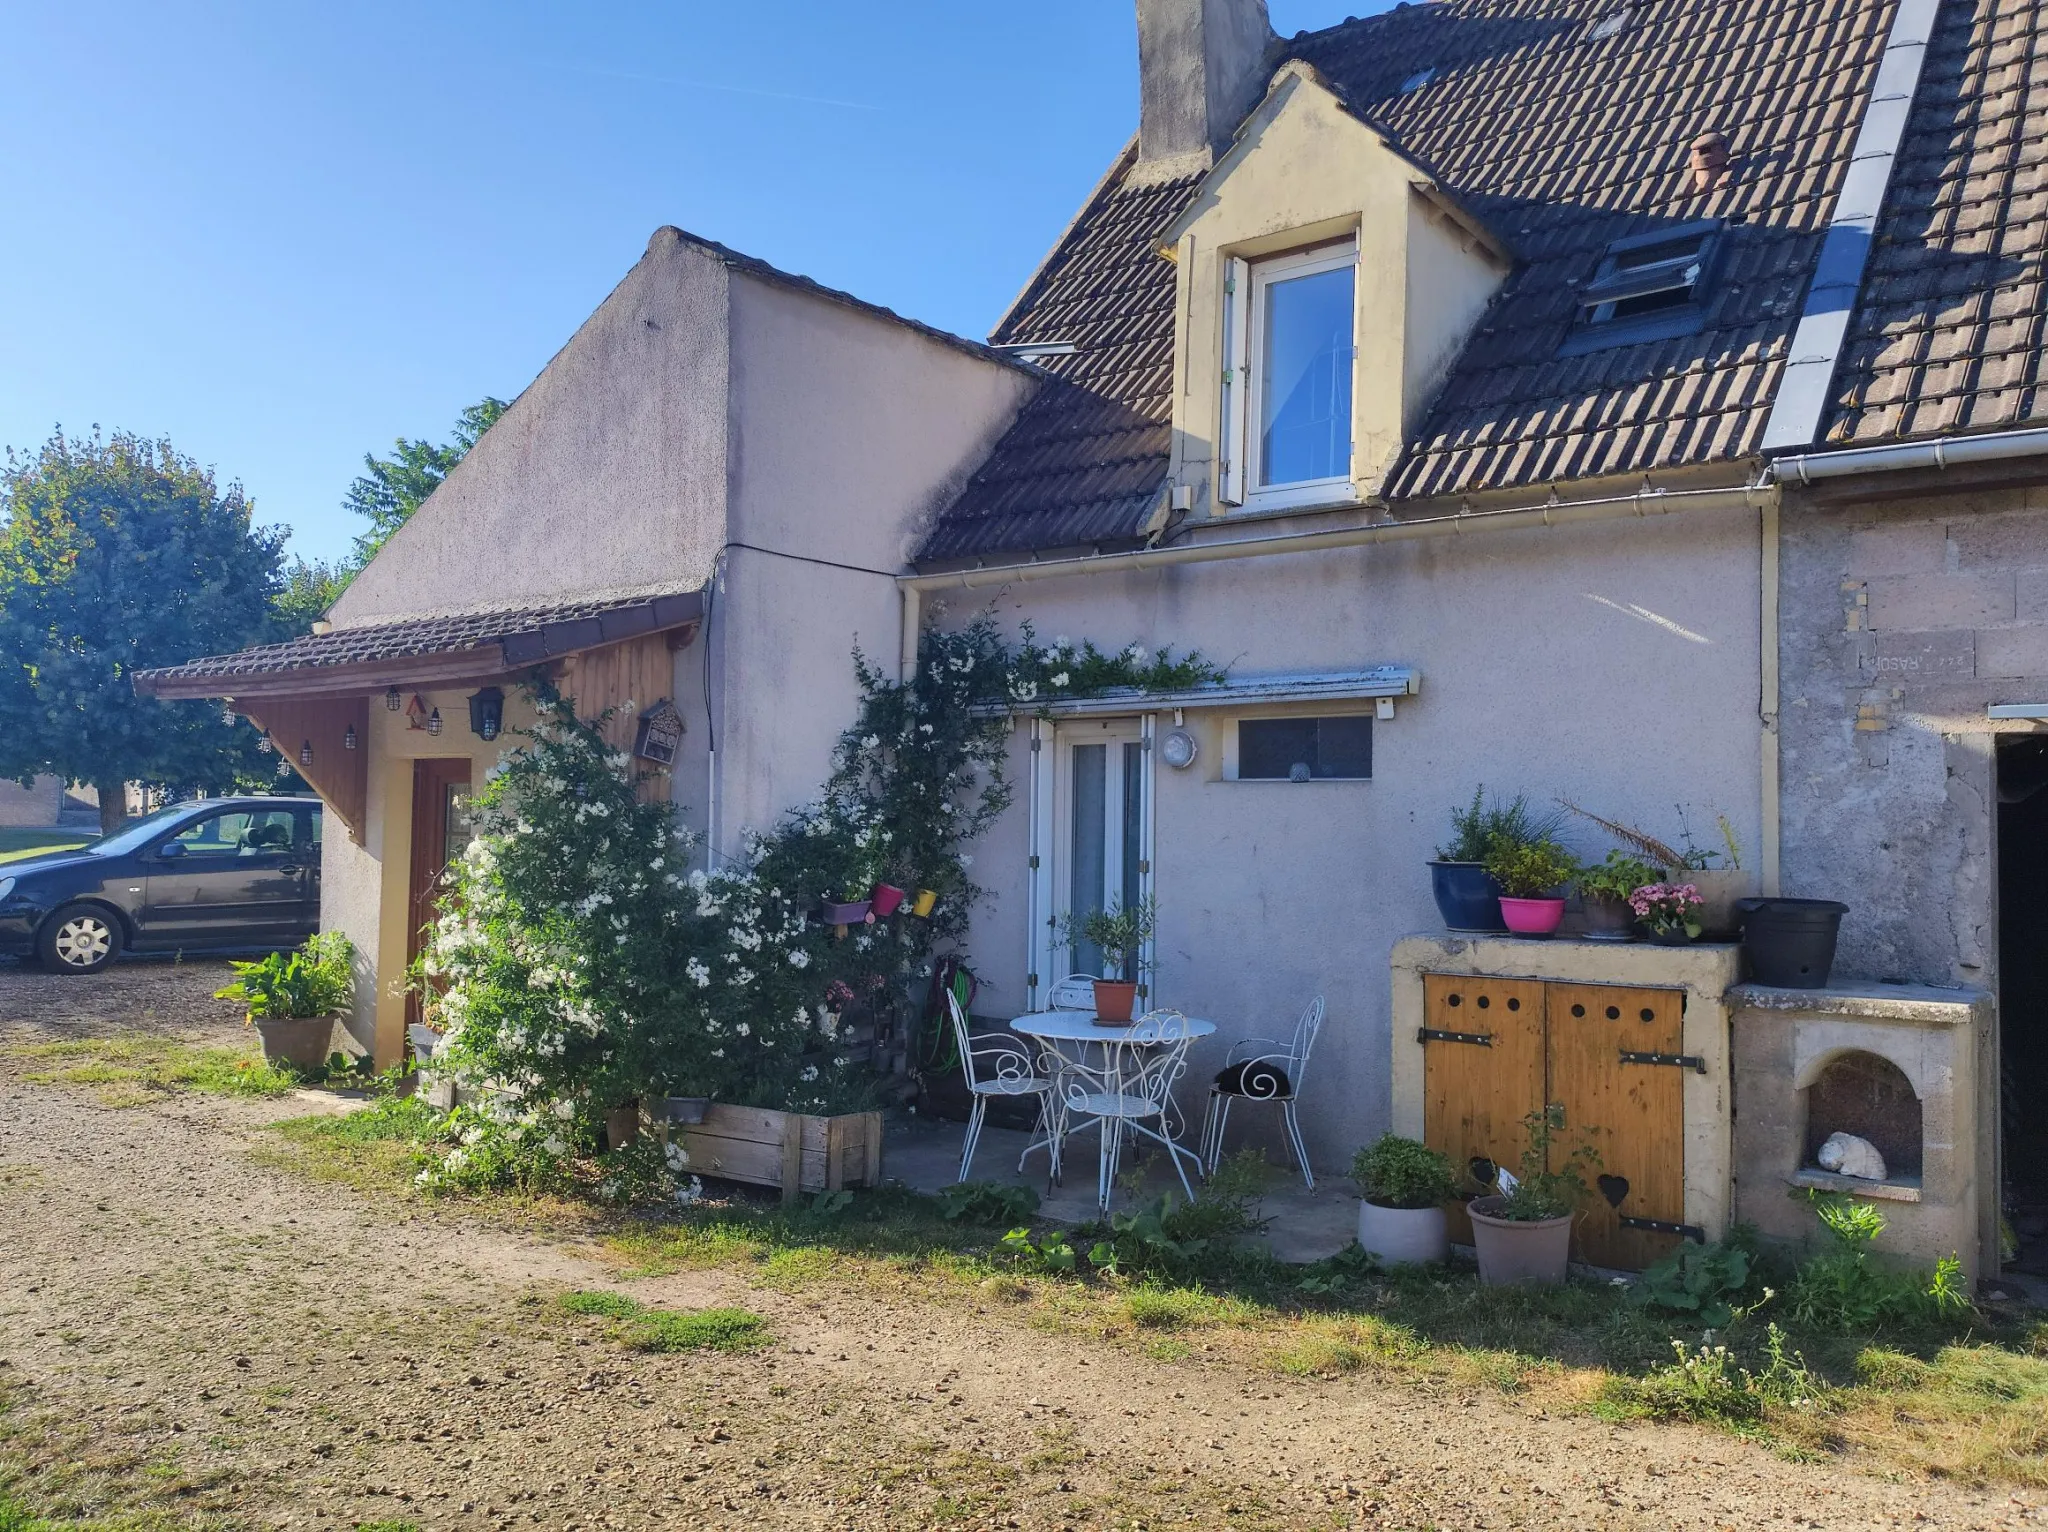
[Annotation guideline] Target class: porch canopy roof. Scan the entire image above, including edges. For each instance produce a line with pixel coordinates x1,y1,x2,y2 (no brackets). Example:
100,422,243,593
134,587,705,702
981,666,1420,720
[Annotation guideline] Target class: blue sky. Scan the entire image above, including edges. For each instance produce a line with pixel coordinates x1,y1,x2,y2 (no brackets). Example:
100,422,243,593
1,3,1386,565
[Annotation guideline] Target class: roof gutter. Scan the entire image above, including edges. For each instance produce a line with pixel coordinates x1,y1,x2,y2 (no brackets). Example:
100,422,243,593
1771,425,2048,485
897,478,1773,676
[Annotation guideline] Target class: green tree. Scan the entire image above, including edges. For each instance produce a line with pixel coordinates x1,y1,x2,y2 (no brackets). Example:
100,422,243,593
0,429,288,831
346,396,507,562
273,555,351,635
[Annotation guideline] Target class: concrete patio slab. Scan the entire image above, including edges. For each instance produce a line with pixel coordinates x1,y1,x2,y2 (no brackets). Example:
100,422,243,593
884,1115,1359,1264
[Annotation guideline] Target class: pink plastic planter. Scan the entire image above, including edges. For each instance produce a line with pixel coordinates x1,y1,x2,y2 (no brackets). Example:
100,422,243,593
869,884,906,917
1498,896,1566,936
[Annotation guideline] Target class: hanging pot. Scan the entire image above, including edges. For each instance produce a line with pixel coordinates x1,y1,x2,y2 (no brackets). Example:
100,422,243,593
820,899,873,926
1499,896,1566,937
1091,979,1138,1025
870,884,907,918
911,888,939,918
1428,861,1507,932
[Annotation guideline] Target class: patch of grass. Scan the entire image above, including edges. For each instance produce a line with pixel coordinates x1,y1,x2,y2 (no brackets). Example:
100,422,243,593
555,1289,769,1354
254,1094,446,1192
1123,1285,1217,1331
0,829,92,865
352,1522,424,1532
1,1037,299,1104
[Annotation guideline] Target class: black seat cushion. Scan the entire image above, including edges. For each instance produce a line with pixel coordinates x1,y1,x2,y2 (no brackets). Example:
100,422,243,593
1214,1060,1292,1100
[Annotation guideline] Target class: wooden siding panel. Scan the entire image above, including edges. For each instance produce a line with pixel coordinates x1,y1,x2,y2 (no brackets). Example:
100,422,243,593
1421,973,1546,1247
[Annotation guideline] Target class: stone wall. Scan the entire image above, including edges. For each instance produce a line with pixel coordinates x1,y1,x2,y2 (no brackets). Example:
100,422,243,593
0,776,61,828
1779,484,2048,987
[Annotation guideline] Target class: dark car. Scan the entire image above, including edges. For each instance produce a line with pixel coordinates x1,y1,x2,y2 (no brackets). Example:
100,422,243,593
0,796,323,974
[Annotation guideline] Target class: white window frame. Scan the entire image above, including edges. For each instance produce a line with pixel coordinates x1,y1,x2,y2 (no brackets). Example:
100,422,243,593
1219,239,1358,513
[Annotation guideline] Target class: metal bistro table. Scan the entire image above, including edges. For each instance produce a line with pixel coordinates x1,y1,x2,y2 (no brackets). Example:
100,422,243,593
1009,1010,1216,1208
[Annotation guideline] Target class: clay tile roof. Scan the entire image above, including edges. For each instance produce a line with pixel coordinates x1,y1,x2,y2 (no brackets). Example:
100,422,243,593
922,0,1901,563
133,588,704,696
1822,0,2048,445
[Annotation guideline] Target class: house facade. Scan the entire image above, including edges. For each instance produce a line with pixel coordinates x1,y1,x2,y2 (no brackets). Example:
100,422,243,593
142,0,2048,1283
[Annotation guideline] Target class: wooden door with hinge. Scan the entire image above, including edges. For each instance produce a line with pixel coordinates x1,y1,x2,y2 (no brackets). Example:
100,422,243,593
1546,983,1689,1271
1420,974,1545,1247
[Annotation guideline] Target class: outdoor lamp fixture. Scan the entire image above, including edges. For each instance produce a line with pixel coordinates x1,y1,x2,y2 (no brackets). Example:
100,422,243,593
1160,728,1198,770
384,686,402,712
426,707,443,736
299,740,314,767
467,687,505,742
342,724,358,751
256,730,274,754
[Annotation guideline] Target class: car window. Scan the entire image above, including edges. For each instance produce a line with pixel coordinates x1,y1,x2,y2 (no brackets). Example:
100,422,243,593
162,809,299,859
90,804,196,857
306,804,323,848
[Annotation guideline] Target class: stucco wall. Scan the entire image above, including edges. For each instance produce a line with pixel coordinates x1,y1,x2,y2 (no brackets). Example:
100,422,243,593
0,776,62,828
332,229,732,624
710,272,1034,859
1779,484,2048,987
945,506,1766,1168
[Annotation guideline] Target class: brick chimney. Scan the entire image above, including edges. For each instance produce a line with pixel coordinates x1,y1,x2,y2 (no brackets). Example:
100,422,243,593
1135,0,1277,173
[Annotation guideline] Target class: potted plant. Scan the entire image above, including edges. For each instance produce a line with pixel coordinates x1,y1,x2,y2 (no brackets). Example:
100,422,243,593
215,932,354,1072
1574,850,1660,940
1352,1133,1457,1265
1629,882,1705,944
1561,802,1756,937
1467,1102,1599,1286
1054,896,1156,1024
1483,838,1579,937
1429,789,1562,932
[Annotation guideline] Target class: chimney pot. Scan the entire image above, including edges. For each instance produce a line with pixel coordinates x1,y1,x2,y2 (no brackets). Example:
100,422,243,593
1690,130,1731,192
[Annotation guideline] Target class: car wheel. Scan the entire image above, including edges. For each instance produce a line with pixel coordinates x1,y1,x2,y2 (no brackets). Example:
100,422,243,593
37,904,124,974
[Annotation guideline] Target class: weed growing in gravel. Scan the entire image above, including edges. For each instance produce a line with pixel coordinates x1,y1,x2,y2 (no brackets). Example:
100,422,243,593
1,1036,299,1104
554,1290,769,1353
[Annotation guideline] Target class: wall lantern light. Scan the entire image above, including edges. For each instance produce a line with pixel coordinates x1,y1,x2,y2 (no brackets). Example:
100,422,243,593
385,686,403,712
467,687,505,742
426,707,443,736
1160,728,1198,770
342,724,358,751
299,739,314,767
256,730,273,754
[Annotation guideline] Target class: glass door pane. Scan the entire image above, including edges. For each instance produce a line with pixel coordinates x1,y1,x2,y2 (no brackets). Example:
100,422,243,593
1069,743,1108,974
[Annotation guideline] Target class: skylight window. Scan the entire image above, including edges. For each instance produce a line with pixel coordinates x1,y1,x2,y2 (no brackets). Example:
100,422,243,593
1399,68,1435,94
1560,219,1723,356
1586,9,1633,41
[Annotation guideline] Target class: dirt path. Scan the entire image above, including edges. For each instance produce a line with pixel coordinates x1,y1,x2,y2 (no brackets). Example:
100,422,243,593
0,968,2042,1529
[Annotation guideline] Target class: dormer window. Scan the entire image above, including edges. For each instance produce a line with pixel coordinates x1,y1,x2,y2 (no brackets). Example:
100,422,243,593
1561,218,1722,355
1220,239,1357,509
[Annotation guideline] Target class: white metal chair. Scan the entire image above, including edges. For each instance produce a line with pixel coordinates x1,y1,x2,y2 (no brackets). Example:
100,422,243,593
946,990,1059,1183
1059,1009,1203,1212
1047,974,1099,1010
1199,995,1325,1188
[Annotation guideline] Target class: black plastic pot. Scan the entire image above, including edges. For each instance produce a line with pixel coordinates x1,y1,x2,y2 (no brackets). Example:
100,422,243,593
1735,897,1849,988
1430,861,1507,932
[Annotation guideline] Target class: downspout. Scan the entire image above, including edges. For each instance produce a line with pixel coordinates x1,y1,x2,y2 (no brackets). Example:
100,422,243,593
901,479,1774,594
1760,496,1782,896
900,584,922,682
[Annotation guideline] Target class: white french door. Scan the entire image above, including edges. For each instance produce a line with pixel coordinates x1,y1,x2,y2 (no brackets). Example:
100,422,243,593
1028,716,1155,1007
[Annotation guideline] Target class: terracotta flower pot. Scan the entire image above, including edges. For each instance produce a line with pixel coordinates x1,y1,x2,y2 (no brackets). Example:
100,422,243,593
1357,1202,1449,1267
1091,979,1138,1024
870,884,906,917
1467,1195,1573,1285
1499,896,1566,936
251,1013,337,1071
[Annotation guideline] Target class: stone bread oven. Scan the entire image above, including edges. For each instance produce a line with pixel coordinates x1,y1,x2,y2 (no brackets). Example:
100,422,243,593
1730,981,1995,1279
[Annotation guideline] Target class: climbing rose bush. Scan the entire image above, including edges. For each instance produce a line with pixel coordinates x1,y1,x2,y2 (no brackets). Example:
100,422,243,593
417,615,1222,1195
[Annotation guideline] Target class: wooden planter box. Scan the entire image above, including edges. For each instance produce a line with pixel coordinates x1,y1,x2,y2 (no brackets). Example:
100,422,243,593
664,1102,883,1203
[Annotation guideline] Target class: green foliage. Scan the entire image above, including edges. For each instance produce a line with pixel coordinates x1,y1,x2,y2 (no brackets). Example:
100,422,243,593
347,397,508,562
1634,1236,1759,1328
1000,626,1225,707
1488,1102,1599,1222
1622,1323,1820,1427
1082,1157,1265,1281
274,555,352,633
1351,1133,1458,1210
1053,894,1156,977
215,931,354,1019
1576,849,1664,903
1787,1191,1974,1332
998,1224,1076,1273
1483,837,1580,898
937,1181,1041,1225
1437,786,1564,863
555,1289,768,1352
0,428,289,812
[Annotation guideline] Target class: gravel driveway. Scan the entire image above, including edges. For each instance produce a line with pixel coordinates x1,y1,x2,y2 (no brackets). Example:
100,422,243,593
0,980,2041,1529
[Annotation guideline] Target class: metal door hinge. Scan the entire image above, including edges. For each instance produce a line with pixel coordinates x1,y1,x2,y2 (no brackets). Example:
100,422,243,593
1620,1049,1707,1074
1222,367,1236,384
1028,854,1040,870
1137,858,1150,874
1620,1215,1707,1242
1418,1027,1491,1046
1027,973,1038,989
1030,736,1042,753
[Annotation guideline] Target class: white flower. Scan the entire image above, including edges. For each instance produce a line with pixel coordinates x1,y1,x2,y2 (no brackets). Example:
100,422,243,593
686,958,711,988
735,1022,751,1038
1052,635,1070,652
674,1175,704,1207
553,1099,576,1119
1125,643,1147,663
787,948,810,969
1010,679,1038,702
1050,671,1070,688
800,1065,819,1082
862,735,881,749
